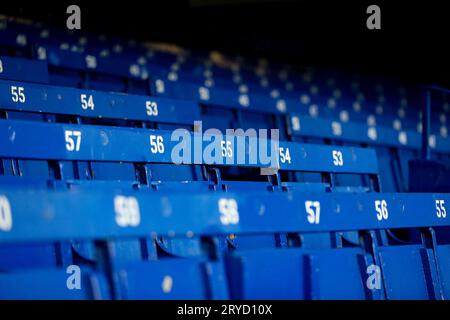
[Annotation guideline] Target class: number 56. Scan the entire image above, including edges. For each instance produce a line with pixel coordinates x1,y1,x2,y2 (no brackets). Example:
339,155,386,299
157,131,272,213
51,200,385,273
375,200,388,221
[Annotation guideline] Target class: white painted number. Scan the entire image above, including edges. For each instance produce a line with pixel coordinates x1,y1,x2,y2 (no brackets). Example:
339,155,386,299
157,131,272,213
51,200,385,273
65,130,82,152
114,195,140,227
331,121,342,136
0,195,12,232
37,47,47,60
81,94,95,110
199,87,210,101
291,116,300,131
436,200,447,218
155,79,165,93
375,200,389,221
218,198,239,225
11,86,26,103
279,147,292,164
221,140,233,158
332,150,344,166
305,201,321,224
150,135,164,154
146,101,158,116
85,55,97,69
16,34,27,46
0,59,3,73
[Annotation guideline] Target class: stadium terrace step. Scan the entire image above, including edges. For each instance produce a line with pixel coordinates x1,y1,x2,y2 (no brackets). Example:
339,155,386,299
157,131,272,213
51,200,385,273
0,188,449,242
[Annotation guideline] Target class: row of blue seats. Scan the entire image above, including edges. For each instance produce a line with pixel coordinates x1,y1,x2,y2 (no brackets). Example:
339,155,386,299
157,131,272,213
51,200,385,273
0,47,443,197
0,75,445,148
0,67,447,152
0,15,449,301
0,188,450,299
0,245,445,300
0,118,379,192
1,17,449,127
0,53,384,293
1,20,449,157
34,46,450,131
0,76,448,193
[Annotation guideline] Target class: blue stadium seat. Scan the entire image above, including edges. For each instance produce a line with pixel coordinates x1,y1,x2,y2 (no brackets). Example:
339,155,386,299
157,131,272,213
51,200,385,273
113,259,228,300
226,249,307,299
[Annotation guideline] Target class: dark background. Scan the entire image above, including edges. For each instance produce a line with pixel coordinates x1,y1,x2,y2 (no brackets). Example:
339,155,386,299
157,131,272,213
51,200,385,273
2,0,449,86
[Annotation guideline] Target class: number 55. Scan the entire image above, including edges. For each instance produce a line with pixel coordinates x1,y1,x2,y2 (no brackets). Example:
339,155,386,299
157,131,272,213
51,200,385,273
436,200,447,218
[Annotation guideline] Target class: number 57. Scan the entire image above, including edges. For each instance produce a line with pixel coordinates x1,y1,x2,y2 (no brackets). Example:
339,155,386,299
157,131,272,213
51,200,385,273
65,130,82,152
